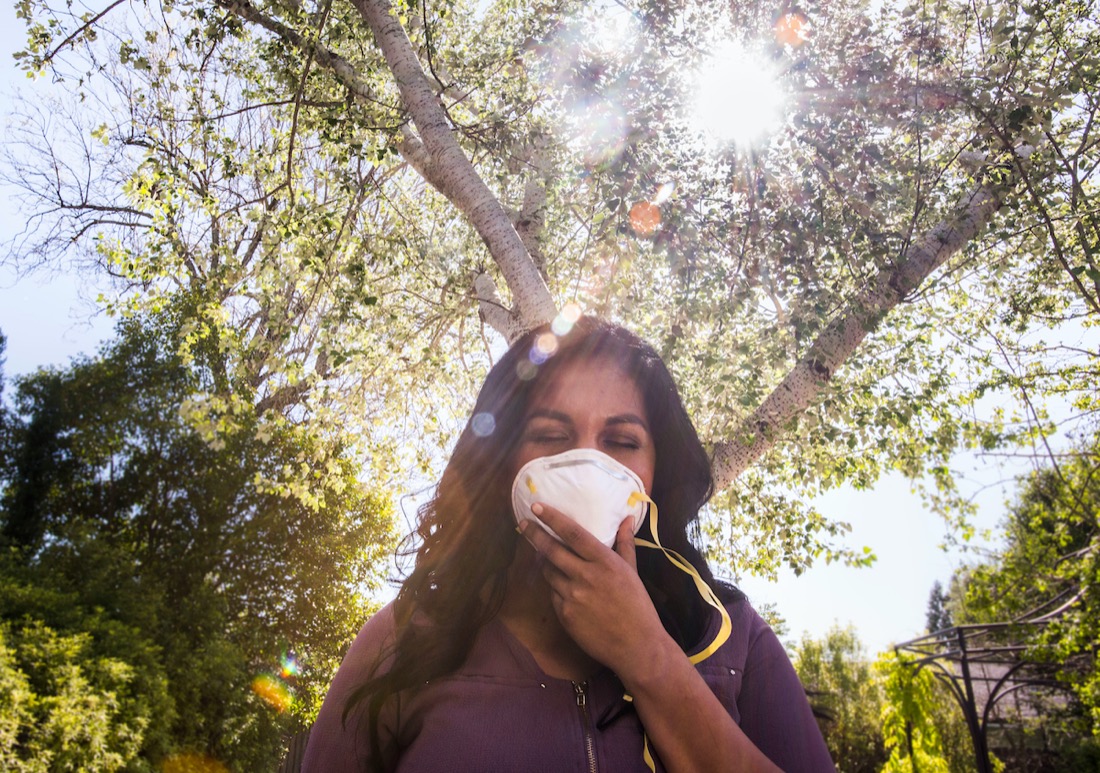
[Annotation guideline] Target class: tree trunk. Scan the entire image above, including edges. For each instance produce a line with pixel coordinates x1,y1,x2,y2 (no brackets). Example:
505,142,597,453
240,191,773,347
350,0,557,338
710,177,1013,490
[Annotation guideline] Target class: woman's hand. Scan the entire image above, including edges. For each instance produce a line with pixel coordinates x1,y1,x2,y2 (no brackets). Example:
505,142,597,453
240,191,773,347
519,502,675,682
521,503,786,773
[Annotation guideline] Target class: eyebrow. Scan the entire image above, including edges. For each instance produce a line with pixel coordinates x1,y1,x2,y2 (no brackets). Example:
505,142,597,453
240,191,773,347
525,409,649,431
607,414,649,431
525,409,572,424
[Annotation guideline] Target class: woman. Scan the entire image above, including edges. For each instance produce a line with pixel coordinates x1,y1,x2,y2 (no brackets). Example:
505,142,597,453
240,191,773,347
302,317,834,772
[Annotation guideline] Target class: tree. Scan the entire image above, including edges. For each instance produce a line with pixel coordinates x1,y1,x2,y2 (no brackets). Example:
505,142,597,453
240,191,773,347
0,319,393,770
925,580,952,635
876,650,975,773
791,625,888,773
5,0,1099,575
791,626,975,773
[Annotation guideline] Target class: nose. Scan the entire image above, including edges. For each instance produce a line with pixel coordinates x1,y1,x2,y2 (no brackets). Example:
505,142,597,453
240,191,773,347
573,428,601,452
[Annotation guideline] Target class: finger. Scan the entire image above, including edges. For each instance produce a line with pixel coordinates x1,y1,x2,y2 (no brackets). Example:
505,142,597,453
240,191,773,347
538,561,573,596
519,517,584,574
530,502,607,561
614,517,638,572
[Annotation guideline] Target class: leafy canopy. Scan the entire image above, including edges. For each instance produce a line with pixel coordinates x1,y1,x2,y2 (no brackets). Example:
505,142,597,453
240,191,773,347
4,0,1099,576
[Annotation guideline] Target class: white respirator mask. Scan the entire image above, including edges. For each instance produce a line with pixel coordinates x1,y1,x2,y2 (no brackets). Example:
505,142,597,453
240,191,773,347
510,448,649,547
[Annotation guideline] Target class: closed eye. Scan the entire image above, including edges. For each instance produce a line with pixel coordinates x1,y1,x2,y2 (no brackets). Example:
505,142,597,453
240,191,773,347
530,434,569,443
605,436,641,450
523,426,571,444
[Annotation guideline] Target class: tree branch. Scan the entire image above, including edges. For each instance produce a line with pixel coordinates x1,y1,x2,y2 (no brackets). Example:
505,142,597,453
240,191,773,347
473,269,524,341
711,174,1017,490
37,0,128,67
511,133,551,280
215,0,396,110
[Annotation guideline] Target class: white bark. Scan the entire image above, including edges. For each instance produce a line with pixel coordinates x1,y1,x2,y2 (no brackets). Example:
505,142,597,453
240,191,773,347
710,178,1013,491
473,270,524,341
510,133,551,279
350,0,557,339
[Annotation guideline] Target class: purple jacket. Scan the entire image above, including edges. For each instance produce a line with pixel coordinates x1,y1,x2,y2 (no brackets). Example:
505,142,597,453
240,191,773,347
302,599,835,772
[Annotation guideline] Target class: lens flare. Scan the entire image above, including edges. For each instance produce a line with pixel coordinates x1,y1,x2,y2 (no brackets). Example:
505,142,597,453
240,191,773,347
251,674,293,713
162,753,230,773
516,359,539,381
471,412,496,437
775,12,810,47
572,100,628,166
692,41,786,148
653,183,675,205
535,333,559,357
551,302,583,336
279,652,300,679
629,201,661,236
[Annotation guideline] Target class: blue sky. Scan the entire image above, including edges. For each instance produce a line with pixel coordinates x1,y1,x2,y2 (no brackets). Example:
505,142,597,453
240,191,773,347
0,3,1025,657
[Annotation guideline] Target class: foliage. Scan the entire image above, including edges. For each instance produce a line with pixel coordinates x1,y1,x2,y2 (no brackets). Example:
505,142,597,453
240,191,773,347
954,440,1100,628
0,319,394,770
876,651,976,773
3,0,1099,579
0,615,156,773
790,627,979,773
791,625,887,773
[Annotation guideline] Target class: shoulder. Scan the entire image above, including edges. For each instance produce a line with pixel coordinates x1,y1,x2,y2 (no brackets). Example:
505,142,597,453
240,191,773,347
344,602,399,675
730,597,787,668
301,603,398,773
327,601,400,714
708,594,798,690
717,597,836,772
693,593,777,668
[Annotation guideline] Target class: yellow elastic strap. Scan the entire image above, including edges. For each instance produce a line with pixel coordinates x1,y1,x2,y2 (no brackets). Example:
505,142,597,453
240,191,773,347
626,495,733,771
643,733,656,770
633,496,732,663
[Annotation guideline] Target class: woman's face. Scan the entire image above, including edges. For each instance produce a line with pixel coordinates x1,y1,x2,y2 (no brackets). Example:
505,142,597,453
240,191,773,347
513,356,656,494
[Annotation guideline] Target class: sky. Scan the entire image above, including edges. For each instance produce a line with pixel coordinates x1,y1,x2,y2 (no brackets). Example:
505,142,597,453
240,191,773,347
0,2,1039,658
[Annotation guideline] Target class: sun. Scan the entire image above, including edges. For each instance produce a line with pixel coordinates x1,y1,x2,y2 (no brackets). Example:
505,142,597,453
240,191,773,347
691,41,786,149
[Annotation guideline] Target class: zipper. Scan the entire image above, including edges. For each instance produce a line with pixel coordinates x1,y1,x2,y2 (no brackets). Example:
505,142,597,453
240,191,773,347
573,680,598,773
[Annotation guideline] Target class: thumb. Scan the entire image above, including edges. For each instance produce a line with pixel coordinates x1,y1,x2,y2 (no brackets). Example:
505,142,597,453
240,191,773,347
614,517,638,572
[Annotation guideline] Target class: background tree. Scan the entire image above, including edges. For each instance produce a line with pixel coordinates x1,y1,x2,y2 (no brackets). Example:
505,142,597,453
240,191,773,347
0,569,172,773
0,319,393,770
790,625,975,772
876,651,974,773
5,0,1099,580
792,625,888,773
925,580,953,634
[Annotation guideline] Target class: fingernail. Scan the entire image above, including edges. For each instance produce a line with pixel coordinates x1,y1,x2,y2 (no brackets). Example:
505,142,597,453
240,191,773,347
531,503,543,515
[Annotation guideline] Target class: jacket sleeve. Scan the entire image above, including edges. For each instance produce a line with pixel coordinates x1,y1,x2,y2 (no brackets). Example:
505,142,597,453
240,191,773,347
737,606,836,773
301,603,399,773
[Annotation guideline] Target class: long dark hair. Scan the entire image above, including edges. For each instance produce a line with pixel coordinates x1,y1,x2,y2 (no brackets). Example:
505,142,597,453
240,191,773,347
345,317,740,765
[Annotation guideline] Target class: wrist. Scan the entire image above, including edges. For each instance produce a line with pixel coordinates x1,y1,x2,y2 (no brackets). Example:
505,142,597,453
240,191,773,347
617,631,688,696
